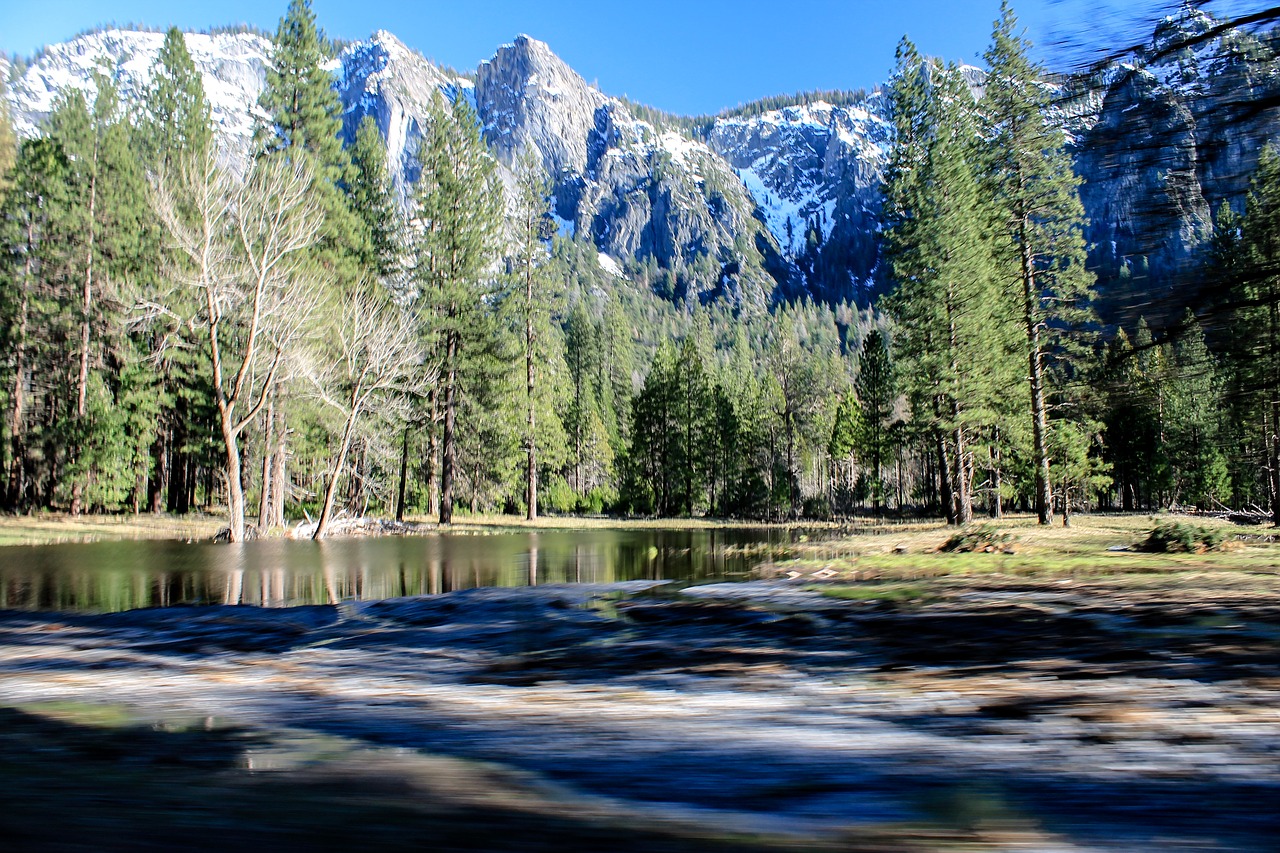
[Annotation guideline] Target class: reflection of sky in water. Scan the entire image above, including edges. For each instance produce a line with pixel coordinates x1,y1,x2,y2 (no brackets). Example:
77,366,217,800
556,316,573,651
0,528,790,613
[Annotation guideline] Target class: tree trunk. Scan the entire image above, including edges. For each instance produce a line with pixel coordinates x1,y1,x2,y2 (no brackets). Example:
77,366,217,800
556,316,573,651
70,160,98,518
952,422,973,526
6,238,31,509
1271,298,1280,528
440,333,458,525
268,403,285,528
395,425,410,522
314,404,359,540
526,260,537,521
1019,237,1054,525
935,433,955,525
220,410,246,543
258,391,275,529
150,424,168,514
425,390,439,518
992,437,1003,519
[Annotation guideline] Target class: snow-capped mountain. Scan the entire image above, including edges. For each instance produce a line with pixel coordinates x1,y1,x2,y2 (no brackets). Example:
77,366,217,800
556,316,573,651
5,9,1280,317
1071,5,1280,325
472,35,782,307
6,29,271,161
334,30,470,194
706,97,893,301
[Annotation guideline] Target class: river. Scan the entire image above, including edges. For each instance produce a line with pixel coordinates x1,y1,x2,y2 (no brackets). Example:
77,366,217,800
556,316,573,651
0,526,793,613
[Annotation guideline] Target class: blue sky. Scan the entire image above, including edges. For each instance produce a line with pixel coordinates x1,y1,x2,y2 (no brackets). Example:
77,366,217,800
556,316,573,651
1,1,1265,115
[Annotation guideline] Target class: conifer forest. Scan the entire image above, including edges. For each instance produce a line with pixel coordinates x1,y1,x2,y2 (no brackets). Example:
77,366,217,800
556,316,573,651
2,1,1280,542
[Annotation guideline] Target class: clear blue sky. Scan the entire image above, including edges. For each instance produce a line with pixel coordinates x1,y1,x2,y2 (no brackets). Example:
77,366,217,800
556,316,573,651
1,1,1266,115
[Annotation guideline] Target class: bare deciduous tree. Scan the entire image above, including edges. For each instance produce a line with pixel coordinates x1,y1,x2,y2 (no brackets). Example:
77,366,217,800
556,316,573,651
153,147,324,542
302,284,428,539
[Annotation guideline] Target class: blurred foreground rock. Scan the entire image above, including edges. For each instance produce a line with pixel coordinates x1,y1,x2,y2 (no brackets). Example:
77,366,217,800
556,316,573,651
1,575,1278,851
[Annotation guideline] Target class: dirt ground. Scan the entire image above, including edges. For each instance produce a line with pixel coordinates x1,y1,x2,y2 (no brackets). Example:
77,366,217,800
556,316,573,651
1,566,1278,851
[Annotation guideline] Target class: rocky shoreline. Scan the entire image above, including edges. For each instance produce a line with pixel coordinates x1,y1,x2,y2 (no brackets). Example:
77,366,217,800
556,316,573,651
2,576,1279,851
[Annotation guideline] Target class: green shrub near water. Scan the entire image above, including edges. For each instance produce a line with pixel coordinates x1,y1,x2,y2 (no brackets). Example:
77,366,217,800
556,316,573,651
1141,520,1225,553
939,525,1014,553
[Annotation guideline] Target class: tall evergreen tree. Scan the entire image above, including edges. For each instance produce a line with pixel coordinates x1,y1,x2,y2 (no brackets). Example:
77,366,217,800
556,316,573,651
883,41,1017,525
509,153,556,519
347,115,400,280
258,0,348,181
982,2,1095,524
143,28,212,171
855,328,896,514
1242,145,1280,524
0,138,72,508
411,93,504,524
46,73,152,514
0,76,17,197
137,27,217,515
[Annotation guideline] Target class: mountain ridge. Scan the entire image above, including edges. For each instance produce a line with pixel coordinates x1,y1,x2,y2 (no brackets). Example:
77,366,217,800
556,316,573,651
5,9,1278,319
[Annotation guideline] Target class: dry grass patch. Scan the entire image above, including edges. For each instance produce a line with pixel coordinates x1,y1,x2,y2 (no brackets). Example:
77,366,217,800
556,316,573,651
0,513,223,547
766,513,1280,582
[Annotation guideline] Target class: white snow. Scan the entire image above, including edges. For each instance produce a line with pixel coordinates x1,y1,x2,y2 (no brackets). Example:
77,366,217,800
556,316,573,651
7,29,272,162
597,252,625,278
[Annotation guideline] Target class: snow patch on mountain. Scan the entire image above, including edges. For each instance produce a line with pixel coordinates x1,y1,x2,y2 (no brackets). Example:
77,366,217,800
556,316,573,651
6,29,271,159
708,96,891,256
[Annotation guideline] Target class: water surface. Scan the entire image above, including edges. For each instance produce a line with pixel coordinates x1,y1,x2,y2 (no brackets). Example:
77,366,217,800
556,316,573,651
0,527,790,613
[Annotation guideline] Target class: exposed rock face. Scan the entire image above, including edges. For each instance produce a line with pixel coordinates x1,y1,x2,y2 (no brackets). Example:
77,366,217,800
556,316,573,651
706,97,892,302
6,29,271,161
6,12,1280,317
1072,7,1280,326
474,36,783,308
333,30,469,194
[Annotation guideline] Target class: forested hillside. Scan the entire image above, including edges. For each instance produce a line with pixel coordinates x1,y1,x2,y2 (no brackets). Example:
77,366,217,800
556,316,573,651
1,0,1279,536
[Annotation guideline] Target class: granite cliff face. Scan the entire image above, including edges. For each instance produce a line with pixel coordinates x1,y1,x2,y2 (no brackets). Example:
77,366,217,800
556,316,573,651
6,29,271,161
473,36,783,308
1071,7,1280,324
334,30,469,192
5,11,1280,316
705,97,893,302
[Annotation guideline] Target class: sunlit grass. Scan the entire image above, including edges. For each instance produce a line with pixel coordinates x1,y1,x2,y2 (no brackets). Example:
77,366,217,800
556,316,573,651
768,513,1280,581
0,513,223,547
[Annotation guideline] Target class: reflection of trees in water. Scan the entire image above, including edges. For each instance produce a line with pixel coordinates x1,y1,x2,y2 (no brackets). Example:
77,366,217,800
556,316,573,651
0,528,787,612
222,543,247,605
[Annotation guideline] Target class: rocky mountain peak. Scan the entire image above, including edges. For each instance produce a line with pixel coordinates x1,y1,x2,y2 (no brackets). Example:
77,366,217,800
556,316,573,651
7,28,271,154
475,33,608,175
336,29,463,192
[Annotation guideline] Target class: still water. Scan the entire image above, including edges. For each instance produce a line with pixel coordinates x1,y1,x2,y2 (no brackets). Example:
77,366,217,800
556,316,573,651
0,527,793,613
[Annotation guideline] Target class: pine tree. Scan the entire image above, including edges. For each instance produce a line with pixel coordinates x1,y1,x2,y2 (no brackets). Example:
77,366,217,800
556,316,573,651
143,28,212,171
45,73,152,514
855,328,896,514
982,2,1095,524
411,93,504,524
0,138,72,508
1226,146,1280,522
509,153,556,519
258,0,348,181
1166,311,1230,507
882,41,1015,525
0,76,17,197
137,27,217,514
347,115,400,280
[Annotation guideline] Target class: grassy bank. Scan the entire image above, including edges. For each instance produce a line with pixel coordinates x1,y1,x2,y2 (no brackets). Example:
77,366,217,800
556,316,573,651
766,512,1280,581
0,513,224,547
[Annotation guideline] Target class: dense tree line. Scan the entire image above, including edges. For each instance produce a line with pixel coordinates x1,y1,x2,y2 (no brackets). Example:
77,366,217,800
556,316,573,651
3,1,1280,532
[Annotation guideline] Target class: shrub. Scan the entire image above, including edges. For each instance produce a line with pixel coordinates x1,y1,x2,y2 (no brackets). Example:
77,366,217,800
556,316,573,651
1141,520,1225,553
802,494,832,520
939,524,1014,553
